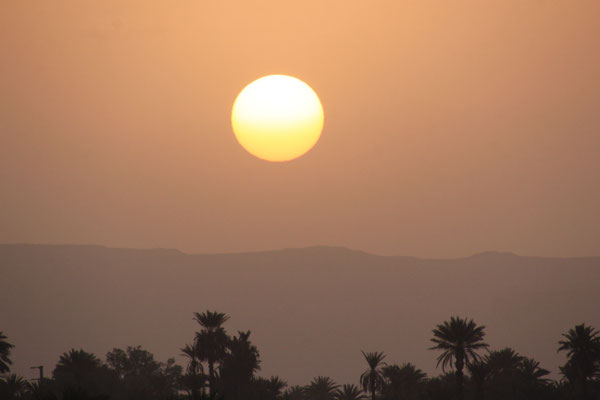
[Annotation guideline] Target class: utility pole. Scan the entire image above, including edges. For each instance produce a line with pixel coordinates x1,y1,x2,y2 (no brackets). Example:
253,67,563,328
30,365,44,383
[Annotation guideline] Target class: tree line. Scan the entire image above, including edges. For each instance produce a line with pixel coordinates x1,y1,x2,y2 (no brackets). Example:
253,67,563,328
1,312,599,400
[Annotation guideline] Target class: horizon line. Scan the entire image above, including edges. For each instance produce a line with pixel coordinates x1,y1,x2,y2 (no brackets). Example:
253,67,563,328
2,241,599,260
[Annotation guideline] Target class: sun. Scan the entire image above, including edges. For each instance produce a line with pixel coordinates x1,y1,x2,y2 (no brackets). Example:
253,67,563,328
231,75,324,162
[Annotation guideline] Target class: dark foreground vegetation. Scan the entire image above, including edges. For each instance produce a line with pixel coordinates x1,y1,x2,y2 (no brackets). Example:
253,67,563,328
1,313,599,400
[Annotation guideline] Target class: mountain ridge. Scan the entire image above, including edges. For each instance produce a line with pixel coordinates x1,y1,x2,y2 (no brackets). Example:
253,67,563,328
2,242,598,261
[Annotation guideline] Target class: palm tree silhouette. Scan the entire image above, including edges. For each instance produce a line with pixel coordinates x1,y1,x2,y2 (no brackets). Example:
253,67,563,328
0,332,14,374
519,357,549,383
486,348,523,375
467,359,490,400
283,385,306,400
219,330,261,400
53,349,105,392
360,351,386,400
181,343,204,400
193,311,230,398
305,376,339,400
430,316,488,400
558,323,600,399
486,348,524,399
264,376,287,397
0,373,30,399
382,363,426,400
335,384,367,400
518,357,550,396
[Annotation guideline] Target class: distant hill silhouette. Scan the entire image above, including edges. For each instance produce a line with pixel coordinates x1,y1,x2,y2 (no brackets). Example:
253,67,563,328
1,244,599,385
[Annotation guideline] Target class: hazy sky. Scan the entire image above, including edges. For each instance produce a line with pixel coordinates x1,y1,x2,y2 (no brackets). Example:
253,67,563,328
1,1,599,257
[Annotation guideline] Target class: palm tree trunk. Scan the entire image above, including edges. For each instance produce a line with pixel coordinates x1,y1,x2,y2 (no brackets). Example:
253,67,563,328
456,369,464,400
455,356,464,400
208,361,215,399
192,372,200,400
580,375,587,400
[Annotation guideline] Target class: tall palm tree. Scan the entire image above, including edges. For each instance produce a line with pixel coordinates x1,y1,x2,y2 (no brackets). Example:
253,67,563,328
430,316,488,400
0,332,14,374
194,311,230,330
219,330,261,400
335,384,367,400
360,351,386,400
193,310,230,398
305,376,339,400
558,323,600,399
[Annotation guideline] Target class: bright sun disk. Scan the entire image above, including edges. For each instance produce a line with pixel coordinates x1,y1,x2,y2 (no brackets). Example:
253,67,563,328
231,75,324,162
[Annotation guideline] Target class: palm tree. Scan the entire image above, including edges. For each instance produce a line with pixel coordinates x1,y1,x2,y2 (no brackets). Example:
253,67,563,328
0,332,14,374
193,310,230,398
486,348,523,376
360,351,386,400
382,363,426,400
283,385,306,400
430,316,488,400
53,349,114,396
486,348,523,399
335,384,367,400
305,376,339,400
0,374,30,399
519,358,549,382
265,376,287,397
467,359,490,400
519,357,550,386
558,323,600,399
181,343,204,400
53,349,103,386
219,330,261,400
194,311,230,329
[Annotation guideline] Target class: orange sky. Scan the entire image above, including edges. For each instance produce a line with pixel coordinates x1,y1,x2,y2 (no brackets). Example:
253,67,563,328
1,1,599,257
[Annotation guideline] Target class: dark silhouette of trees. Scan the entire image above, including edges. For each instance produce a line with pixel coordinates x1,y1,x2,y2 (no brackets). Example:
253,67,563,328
181,343,204,400
0,332,14,374
3,315,600,400
219,330,261,400
305,376,339,400
335,384,367,400
558,323,600,400
360,351,386,400
0,373,29,399
485,348,523,398
246,376,287,400
430,316,488,400
467,359,490,400
381,363,426,400
474,348,552,400
517,357,551,399
106,346,182,400
53,349,115,397
424,372,456,400
193,311,229,399
283,385,306,400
